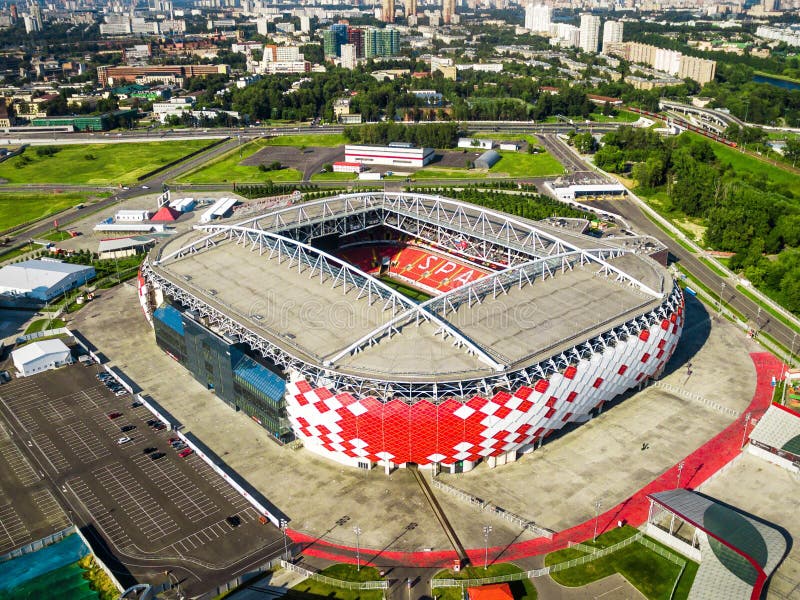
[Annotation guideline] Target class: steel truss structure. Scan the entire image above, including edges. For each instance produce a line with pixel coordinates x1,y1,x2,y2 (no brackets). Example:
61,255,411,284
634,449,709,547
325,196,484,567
144,192,679,404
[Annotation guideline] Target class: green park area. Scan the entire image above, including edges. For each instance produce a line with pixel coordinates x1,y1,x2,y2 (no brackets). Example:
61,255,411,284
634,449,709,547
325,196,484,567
263,133,347,147
544,526,697,600
0,140,215,185
179,139,303,183
432,563,537,600
290,564,385,600
489,151,565,177
0,191,108,232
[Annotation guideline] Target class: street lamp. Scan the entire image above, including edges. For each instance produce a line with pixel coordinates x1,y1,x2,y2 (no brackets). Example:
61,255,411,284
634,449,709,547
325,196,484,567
353,525,362,571
164,571,182,600
593,501,602,542
741,411,752,448
482,525,492,569
717,281,726,318
280,518,289,559
676,460,685,489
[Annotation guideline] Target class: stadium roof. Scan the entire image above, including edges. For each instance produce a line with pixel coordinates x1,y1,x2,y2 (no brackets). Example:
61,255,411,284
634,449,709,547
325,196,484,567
0,260,93,292
145,192,678,395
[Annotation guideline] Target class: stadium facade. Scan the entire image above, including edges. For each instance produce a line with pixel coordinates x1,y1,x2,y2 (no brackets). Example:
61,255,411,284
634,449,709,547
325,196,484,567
138,192,684,473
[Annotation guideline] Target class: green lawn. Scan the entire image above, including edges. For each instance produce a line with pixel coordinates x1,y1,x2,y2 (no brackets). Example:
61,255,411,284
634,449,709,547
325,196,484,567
290,564,384,600
0,140,215,185
544,527,697,600
413,168,486,180
433,563,537,600
0,192,107,232
489,151,565,177
263,133,347,147
684,132,800,197
24,318,66,334
379,276,432,302
179,139,304,183
588,110,641,123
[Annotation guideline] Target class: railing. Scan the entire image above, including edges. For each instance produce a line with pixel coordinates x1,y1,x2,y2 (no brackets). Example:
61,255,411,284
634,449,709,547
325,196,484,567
280,560,388,590
431,476,554,539
653,381,740,418
0,525,74,563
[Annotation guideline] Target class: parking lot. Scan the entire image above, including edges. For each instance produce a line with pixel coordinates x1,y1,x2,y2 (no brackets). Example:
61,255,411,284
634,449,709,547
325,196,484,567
0,362,284,593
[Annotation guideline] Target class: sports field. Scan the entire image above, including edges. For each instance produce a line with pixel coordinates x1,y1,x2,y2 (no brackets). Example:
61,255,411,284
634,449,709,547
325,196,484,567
178,139,303,183
379,276,432,302
0,140,215,185
489,151,565,177
0,192,108,231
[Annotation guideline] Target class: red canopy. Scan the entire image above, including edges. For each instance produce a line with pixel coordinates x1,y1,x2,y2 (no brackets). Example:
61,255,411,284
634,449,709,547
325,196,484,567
467,583,514,600
150,206,181,222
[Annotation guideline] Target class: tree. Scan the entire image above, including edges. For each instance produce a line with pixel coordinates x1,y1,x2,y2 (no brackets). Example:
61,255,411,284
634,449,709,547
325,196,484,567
573,132,597,154
785,138,800,165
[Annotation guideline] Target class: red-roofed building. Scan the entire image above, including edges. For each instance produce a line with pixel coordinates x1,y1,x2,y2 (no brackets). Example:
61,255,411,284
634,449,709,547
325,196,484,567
587,94,623,106
467,583,514,600
150,205,181,222
332,161,366,174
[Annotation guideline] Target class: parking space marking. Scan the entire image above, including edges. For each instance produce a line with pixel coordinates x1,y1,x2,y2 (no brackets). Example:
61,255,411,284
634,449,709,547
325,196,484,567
30,488,70,530
168,506,261,556
132,454,218,523
0,439,40,487
31,433,70,473
93,463,179,542
43,400,74,424
185,456,251,511
0,503,31,554
67,477,132,549
57,422,109,463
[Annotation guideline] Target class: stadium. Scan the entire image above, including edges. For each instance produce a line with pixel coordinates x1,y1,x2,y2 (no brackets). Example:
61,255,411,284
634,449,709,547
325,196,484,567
137,192,684,473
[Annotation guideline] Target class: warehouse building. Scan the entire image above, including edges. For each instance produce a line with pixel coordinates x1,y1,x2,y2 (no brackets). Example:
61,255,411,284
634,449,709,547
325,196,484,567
0,260,95,304
475,149,501,169
12,339,73,377
344,143,434,168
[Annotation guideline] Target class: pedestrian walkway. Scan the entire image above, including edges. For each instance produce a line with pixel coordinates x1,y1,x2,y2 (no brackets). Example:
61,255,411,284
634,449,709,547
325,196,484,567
288,353,781,567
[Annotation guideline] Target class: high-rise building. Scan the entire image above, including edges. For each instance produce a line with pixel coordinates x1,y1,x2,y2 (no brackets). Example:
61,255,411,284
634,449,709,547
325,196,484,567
323,30,340,57
678,55,716,85
601,20,623,54
30,1,42,30
382,0,395,23
442,0,455,24
524,3,550,33
579,13,601,54
347,27,364,58
340,44,357,69
10,4,17,22
364,27,399,58
406,0,417,18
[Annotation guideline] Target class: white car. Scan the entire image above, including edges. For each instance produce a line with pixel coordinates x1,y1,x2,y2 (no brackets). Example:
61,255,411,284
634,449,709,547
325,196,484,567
115,390,127,397
117,436,132,445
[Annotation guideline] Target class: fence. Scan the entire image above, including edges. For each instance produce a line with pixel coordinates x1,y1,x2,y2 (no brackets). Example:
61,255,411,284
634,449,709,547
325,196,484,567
280,560,389,590
431,477,554,539
653,381,740,418
207,555,285,598
15,326,72,345
0,525,74,563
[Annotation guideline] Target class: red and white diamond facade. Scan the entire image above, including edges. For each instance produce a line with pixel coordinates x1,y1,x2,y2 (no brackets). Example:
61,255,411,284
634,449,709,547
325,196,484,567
141,192,683,472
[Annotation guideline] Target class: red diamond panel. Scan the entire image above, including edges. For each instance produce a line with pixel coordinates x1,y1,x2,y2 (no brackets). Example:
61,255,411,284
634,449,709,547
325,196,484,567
564,366,577,379
618,365,628,375
593,377,604,388
641,353,651,363
566,391,578,402
534,379,550,393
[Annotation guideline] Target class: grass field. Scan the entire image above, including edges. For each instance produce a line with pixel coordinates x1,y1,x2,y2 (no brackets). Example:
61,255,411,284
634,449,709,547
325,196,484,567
0,140,215,185
263,133,347,147
290,564,384,600
433,563,537,600
545,527,697,600
413,168,486,180
24,318,65,334
489,151,565,177
588,110,641,123
179,139,304,183
379,276,432,302
685,132,800,197
0,192,108,232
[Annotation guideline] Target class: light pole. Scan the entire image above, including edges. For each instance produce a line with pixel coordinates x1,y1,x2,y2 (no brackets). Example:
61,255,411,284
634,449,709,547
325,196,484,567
482,525,492,569
676,460,685,489
164,570,182,600
593,500,602,542
353,525,362,571
280,518,289,559
717,281,726,318
741,411,752,448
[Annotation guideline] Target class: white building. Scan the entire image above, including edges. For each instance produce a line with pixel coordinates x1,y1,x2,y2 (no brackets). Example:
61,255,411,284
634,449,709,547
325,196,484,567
0,260,95,303
579,14,601,53
524,3,551,34
115,209,152,222
551,23,580,49
654,48,682,76
602,20,624,54
332,161,366,173
152,97,195,122
340,44,357,69
457,137,493,150
344,144,434,168
12,339,73,377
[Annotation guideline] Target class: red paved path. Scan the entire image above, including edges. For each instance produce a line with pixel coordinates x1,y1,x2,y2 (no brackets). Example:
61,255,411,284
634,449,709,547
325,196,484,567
287,353,782,567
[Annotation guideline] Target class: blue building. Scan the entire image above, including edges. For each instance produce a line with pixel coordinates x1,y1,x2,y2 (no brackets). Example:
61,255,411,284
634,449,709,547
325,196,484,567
153,304,291,442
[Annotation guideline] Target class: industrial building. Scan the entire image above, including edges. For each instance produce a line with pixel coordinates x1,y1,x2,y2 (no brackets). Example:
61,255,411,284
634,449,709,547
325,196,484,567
344,143,434,168
475,149,501,169
0,259,95,304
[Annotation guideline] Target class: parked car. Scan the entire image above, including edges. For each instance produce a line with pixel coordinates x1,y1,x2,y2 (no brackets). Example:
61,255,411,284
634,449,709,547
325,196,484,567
142,447,157,454
108,412,122,419
117,436,132,445
178,448,193,458
152,423,166,431
115,390,127,397
131,401,143,408
150,452,165,460
226,515,241,527
146,419,158,427
120,425,136,433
